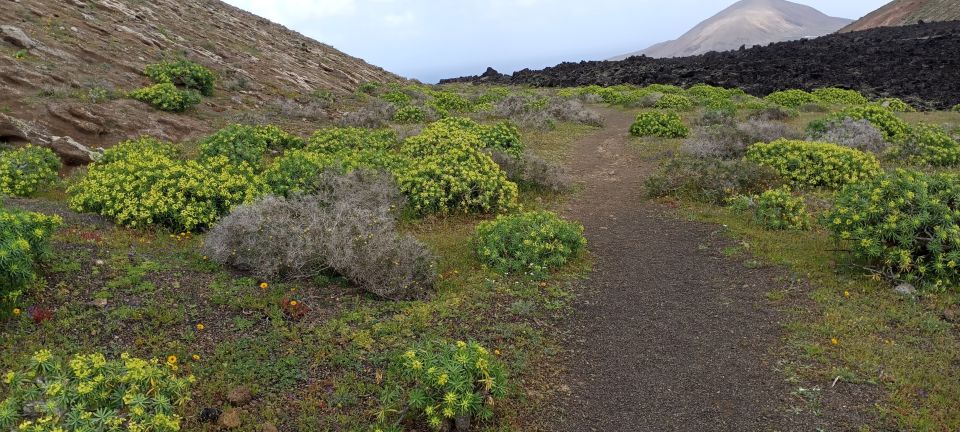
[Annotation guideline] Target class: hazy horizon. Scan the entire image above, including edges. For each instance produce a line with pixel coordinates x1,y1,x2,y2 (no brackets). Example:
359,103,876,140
222,0,891,83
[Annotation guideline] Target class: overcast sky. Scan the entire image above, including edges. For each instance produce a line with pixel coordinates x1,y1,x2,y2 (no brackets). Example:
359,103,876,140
222,0,891,83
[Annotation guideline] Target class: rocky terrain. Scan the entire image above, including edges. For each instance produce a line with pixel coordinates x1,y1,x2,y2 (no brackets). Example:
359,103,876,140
842,0,960,32
444,21,960,110
612,0,851,60
0,0,400,164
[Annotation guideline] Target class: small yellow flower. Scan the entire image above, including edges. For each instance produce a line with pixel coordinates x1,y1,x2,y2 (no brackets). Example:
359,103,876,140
12,308,21,316
167,355,178,364
843,291,850,298
494,349,502,356
192,354,201,361
196,323,205,331
259,282,269,289
289,300,298,306
830,338,839,346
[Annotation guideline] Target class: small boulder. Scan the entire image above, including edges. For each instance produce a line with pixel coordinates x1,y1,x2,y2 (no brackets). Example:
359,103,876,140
893,283,917,296
0,25,35,49
49,135,101,165
218,409,241,429
226,386,252,405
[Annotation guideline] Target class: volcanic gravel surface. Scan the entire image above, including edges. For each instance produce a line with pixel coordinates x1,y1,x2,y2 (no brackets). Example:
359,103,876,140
443,21,960,109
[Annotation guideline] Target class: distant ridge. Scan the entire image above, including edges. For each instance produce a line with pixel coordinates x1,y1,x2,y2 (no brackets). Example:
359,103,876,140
611,0,851,59
841,0,960,32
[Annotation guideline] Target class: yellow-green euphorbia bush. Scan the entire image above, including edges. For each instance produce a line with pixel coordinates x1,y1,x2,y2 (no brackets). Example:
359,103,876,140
0,145,61,197
825,169,960,291
1,206,61,315
746,139,881,189
0,350,194,432
68,138,261,231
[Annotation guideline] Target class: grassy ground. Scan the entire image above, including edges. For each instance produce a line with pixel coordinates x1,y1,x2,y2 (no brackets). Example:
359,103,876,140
620,102,960,429
1,120,597,431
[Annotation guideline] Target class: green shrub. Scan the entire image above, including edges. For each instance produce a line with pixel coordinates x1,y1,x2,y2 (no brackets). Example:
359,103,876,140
477,121,524,158
824,169,960,290
198,124,302,166
357,82,381,95
261,150,336,197
728,187,809,230
397,125,517,215
642,84,684,95
952,104,960,112
746,139,881,189
685,84,741,109
394,105,426,123
475,87,511,104
0,350,193,431
0,145,61,197
812,87,868,105
378,341,507,430
645,155,783,204
130,83,202,112
877,97,916,112
765,89,818,108
144,59,216,96
654,94,694,111
629,111,689,138
0,206,60,315
68,139,261,231
382,90,412,107
306,127,403,172
427,90,473,116
889,123,960,166
474,210,585,276
821,105,910,142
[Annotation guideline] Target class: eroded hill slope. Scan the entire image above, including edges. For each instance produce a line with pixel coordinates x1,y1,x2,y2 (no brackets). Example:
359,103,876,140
0,0,400,163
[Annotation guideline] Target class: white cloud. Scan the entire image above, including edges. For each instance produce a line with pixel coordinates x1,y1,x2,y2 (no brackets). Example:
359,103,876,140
383,11,416,26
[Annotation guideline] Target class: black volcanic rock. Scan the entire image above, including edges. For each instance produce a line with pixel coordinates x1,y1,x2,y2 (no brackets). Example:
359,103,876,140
441,21,960,109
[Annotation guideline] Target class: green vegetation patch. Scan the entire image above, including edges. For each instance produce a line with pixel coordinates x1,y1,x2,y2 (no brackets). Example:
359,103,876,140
746,139,881,189
0,145,61,197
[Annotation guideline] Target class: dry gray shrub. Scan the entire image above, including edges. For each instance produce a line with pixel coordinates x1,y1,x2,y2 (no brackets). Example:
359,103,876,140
269,98,330,121
799,102,829,113
749,107,794,121
683,119,799,159
810,118,889,154
489,150,571,193
493,95,602,129
203,170,436,300
338,99,396,128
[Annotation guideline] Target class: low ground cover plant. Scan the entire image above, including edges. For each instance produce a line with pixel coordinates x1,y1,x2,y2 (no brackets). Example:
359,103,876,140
728,187,810,230
204,170,435,300
473,210,585,276
746,139,881,189
0,145,61,197
0,206,61,316
824,169,960,290
377,340,507,431
645,155,782,204
630,111,689,138
68,138,261,231
876,97,916,112
0,350,194,431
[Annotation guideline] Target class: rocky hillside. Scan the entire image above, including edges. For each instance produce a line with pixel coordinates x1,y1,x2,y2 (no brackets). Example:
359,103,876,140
612,0,851,59
0,0,400,164
842,0,960,32
444,21,960,110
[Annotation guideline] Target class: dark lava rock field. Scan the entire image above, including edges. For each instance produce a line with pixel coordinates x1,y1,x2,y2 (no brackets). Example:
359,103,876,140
443,21,960,109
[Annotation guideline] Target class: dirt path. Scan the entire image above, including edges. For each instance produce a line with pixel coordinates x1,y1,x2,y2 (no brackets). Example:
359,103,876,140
554,108,817,431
